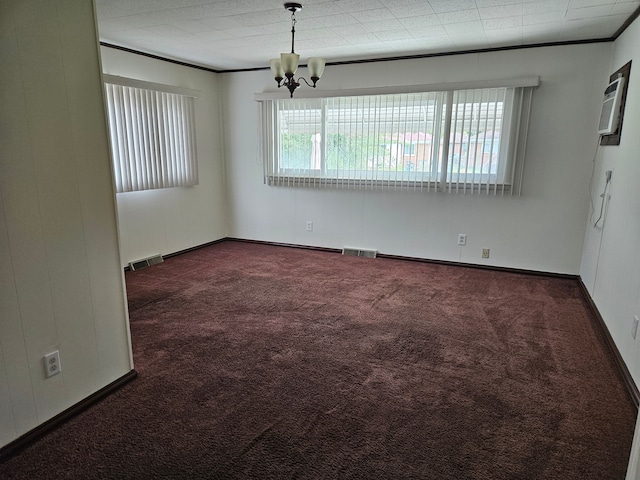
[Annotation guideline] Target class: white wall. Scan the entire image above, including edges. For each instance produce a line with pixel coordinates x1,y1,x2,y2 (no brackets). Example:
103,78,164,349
573,16,640,479
222,44,610,274
100,47,228,267
0,0,132,448
581,15,640,385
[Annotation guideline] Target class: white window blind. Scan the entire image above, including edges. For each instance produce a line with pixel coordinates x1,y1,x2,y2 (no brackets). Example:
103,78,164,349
260,86,533,194
105,82,198,193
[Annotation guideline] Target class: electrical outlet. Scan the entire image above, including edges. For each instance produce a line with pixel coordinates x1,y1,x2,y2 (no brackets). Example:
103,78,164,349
457,234,467,246
306,221,313,232
44,350,61,378
633,316,639,339
482,248,490,259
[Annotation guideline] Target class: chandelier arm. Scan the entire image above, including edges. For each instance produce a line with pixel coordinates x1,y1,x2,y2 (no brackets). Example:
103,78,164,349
297,77,317,88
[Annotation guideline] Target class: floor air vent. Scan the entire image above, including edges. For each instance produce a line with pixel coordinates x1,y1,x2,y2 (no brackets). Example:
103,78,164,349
129,254,164,271
342,248,377,258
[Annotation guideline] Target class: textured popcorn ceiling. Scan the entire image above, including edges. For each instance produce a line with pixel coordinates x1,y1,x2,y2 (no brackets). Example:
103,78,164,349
95,0,640,70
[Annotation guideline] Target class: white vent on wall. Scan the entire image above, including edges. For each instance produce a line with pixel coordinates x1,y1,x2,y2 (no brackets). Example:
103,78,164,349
342,248,377,258
129,254,164,271
598,76,625,135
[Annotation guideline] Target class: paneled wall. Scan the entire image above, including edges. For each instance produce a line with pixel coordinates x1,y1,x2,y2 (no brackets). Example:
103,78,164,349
581,12,640,391
577,16,640,480
0,0,132,447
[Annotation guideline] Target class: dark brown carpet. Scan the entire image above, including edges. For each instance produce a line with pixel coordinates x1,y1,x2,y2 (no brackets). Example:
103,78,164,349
1,241,636,479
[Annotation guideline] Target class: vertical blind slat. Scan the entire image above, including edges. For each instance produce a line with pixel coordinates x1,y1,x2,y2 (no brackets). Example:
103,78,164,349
489,89,500,195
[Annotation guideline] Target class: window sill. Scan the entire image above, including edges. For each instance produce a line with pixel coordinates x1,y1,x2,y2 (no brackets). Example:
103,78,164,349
267,176,513,193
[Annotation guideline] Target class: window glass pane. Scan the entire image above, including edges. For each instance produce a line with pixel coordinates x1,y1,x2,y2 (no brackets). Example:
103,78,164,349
277,99,321,173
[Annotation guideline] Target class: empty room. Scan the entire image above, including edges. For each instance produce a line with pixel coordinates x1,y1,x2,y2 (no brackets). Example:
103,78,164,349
2,0,640,478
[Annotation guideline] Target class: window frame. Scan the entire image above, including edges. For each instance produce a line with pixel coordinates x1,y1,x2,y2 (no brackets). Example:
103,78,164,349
258,78,537,195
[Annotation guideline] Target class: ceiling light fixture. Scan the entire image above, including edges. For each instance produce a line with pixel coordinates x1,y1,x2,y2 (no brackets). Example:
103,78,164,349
269,3,325,98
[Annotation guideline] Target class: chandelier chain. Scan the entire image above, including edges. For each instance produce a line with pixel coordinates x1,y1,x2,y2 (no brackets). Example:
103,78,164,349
290,11,296,54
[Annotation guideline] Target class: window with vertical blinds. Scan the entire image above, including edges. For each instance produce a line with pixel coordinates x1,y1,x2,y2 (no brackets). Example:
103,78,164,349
104,82,198,194
260,85,534,194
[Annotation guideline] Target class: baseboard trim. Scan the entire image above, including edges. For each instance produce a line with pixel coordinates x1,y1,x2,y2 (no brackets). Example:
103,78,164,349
0,369,138,463
162,238,229,259
226,237,342,254
225,237,577,279
375,252,579,280
137,237,577,279
578,280,640,408
123,238,228,271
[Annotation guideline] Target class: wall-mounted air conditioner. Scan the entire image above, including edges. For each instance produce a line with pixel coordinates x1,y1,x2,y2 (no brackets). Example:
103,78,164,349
598,76,625,135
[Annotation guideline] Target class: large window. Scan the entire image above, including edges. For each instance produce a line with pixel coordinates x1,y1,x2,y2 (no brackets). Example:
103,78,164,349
260,85,534,194
104,80,198,193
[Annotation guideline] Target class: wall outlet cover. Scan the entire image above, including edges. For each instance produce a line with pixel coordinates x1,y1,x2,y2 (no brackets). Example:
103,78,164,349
44,350,61,378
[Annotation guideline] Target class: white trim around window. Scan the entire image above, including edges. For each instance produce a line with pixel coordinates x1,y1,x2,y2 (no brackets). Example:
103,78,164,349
254,76,539,100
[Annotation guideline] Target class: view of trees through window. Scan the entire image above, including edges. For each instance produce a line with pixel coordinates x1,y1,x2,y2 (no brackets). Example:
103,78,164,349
275,89,509,184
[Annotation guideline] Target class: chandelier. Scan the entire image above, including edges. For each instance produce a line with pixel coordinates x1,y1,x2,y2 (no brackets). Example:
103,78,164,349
269,3,326,98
